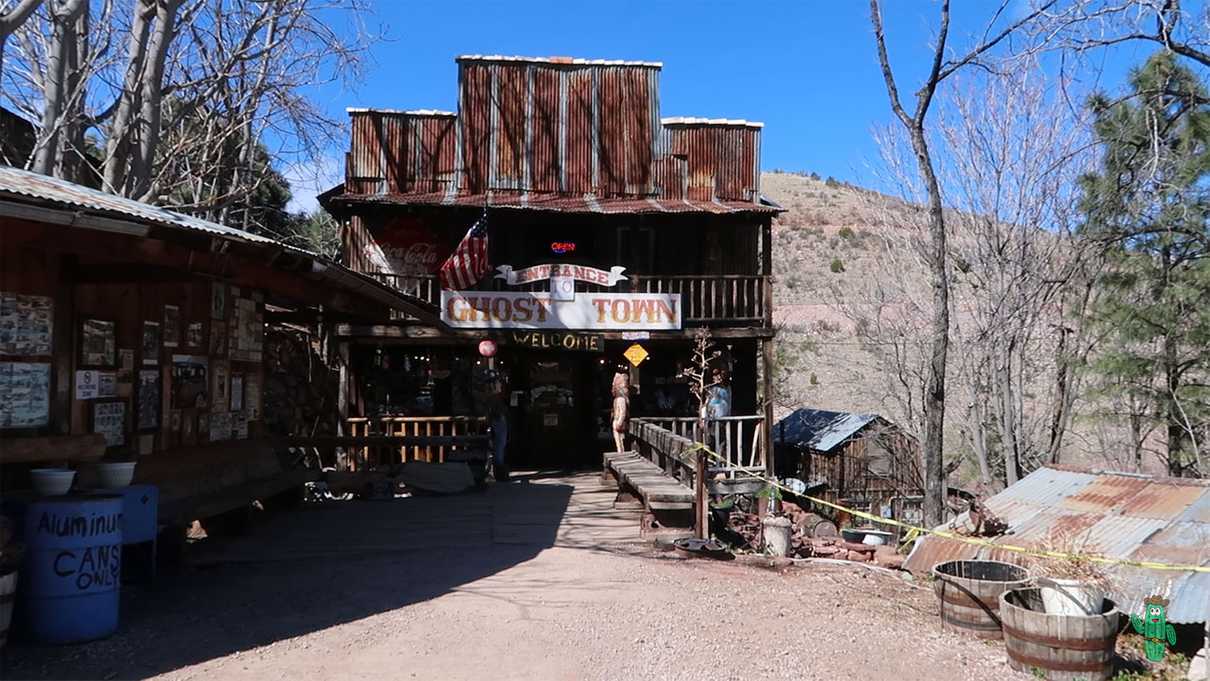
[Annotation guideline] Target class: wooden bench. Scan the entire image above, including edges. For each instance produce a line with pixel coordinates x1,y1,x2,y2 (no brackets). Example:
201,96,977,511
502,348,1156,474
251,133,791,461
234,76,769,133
603,450,695,535
133,440,319,528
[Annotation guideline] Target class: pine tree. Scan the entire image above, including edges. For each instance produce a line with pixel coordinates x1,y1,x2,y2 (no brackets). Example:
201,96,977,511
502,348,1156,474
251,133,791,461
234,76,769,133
1080,52,1210,477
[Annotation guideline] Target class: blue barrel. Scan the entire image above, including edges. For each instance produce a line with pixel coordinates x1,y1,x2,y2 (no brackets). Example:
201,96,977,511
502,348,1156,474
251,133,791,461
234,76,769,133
21,495,122,643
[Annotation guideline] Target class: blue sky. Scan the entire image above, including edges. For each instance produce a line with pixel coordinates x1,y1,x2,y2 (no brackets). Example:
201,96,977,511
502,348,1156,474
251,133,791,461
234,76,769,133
288,0,1150,211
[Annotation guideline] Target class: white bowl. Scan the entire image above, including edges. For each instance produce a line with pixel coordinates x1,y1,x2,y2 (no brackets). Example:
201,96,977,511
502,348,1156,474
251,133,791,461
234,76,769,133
94,462,137,489
31,468,76,496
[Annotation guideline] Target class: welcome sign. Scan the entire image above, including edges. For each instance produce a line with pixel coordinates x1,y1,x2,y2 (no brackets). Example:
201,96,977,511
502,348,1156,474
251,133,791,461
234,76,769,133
441,291,681,330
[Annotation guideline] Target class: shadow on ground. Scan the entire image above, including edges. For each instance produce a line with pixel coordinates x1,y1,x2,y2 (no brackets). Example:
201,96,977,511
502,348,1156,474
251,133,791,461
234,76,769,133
3,476,582,680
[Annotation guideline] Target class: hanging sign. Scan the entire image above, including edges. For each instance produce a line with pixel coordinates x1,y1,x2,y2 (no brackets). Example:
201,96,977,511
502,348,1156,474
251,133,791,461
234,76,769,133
442,291,680,331
506,331,604,352
623,343,649,367
494,264,628,287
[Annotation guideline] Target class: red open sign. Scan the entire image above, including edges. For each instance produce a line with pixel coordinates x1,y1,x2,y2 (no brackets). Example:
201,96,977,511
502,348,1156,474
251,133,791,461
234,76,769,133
550,241,576,254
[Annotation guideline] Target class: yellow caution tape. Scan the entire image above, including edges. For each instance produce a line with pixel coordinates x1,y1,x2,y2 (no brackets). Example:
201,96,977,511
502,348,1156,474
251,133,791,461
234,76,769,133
688,444,1210,574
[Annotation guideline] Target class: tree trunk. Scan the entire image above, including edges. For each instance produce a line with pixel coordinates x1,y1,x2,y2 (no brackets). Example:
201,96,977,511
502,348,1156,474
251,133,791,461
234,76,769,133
59,3,88,181
130,0,182,202
908,126,950,526
998,353,1021,485
1165,341,1185,477
32,0,87,176
103,0,154,194
1047,324,1072,463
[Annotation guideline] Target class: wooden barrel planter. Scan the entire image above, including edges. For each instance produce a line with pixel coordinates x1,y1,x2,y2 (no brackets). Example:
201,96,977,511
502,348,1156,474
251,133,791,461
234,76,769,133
1000,588,1122,681
932,559,1031,639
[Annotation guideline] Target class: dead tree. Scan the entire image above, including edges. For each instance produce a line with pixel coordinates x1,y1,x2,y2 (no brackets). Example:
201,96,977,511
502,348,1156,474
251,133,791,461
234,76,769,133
681,328,721,446
868,0,1057,524
0,0,44,79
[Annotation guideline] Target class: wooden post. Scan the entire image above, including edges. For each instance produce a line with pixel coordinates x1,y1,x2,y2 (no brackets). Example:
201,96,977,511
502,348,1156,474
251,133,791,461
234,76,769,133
695,449,708,540
761,338,775,477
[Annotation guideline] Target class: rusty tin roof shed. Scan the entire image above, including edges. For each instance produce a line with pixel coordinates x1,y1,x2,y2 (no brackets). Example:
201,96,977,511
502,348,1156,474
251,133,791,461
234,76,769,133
326,55,779,216
903,466,1210,624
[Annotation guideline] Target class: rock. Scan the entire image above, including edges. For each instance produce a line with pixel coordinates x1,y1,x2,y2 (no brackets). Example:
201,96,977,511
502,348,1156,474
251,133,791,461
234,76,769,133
874,552,905,569
846,550,871,562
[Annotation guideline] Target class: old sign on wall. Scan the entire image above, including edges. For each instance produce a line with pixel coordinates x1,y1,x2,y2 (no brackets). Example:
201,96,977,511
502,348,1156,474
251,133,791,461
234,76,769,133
378,216,445,275
506,331,604,352
441,291,680,331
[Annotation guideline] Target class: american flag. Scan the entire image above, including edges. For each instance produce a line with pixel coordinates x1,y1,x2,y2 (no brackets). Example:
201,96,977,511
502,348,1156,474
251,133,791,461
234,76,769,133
439,213,490,290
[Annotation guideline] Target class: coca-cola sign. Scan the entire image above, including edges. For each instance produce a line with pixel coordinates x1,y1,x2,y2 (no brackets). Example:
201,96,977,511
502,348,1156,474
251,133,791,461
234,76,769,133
377,217,446,275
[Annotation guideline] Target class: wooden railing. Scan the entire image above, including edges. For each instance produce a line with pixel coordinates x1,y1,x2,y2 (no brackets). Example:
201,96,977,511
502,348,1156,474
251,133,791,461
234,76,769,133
369,272,770,326
626,418,768,537
632,275,767,325
637,416,765,477
626,419,700,486
345,416,488,469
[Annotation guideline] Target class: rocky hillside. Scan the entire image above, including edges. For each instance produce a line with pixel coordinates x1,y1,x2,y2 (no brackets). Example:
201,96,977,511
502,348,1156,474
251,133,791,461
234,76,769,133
765,171,904,418
762,171,1156,479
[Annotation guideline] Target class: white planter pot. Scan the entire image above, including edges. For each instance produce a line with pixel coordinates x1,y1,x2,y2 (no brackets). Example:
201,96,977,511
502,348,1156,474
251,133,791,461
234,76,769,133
30,468,75,496
1039,578,1104,616
94,462,137,489
762,515,792,557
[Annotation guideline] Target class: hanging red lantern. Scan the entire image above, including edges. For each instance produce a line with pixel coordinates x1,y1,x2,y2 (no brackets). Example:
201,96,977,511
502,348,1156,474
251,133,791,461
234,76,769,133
478,339,497,358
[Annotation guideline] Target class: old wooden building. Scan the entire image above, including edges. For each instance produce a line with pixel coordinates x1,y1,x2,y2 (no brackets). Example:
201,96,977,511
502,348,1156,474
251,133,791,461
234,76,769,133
773,408,925,523
320,55,782,471
0,166,433,527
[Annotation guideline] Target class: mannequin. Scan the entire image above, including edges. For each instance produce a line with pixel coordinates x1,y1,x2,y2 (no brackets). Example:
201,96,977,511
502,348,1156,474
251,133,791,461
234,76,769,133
610,364,631,454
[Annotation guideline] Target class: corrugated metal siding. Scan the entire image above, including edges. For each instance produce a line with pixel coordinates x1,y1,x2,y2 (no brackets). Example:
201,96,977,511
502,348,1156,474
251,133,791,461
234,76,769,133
902,466,1210,623
992,467,1096,507
663,122,761,202
347,110,457,196
336,55,769,215
461,62,491,194
1060,475,1152,514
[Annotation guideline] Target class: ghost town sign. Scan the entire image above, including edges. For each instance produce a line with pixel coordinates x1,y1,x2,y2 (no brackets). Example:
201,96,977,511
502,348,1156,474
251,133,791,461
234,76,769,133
504,331,604,352
441,291,681,331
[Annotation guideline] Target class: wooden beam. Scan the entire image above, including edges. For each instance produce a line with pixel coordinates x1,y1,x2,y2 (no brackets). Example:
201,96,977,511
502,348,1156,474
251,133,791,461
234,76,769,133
74,264,196,284
0,434,106,464
281,435,489,449
335,323,775,341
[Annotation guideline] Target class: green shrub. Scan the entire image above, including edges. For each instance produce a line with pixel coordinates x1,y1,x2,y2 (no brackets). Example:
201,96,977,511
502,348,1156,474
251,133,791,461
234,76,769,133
830,257,845,273
838,226,855,240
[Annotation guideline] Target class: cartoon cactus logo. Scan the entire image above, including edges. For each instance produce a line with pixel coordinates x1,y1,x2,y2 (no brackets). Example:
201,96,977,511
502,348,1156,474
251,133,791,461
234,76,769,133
1130,595,1176,662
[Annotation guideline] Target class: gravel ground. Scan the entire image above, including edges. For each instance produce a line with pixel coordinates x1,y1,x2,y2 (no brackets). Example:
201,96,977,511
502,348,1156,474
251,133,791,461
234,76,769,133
3,473,1027,681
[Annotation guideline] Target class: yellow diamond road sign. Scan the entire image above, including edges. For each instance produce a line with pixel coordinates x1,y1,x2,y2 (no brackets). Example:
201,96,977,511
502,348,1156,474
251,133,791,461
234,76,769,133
623,343,649,367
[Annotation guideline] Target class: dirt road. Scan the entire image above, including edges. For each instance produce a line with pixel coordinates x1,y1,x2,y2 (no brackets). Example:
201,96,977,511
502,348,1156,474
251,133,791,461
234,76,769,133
5,473,1025,681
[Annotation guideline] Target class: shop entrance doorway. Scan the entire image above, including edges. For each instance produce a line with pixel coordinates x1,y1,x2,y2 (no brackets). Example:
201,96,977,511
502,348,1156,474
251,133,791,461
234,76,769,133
505,352,605,469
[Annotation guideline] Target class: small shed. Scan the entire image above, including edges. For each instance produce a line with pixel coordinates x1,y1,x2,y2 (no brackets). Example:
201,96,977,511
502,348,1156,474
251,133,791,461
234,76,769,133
773,407,924,520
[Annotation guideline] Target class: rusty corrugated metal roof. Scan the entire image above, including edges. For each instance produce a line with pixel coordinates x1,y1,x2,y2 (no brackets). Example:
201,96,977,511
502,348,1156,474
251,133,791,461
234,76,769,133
903,466,1210,623
329,189,780,215
456,54,663,67
329,55,774,216
0,166,441,323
